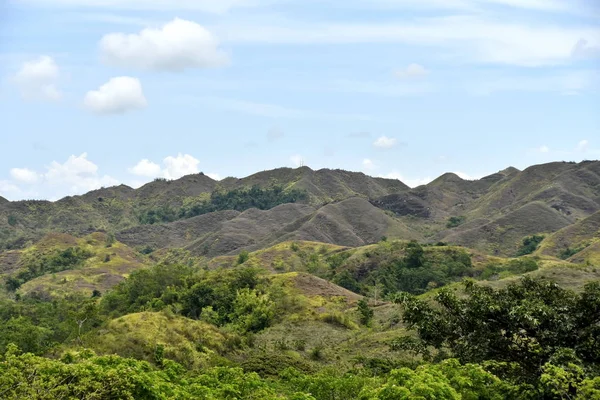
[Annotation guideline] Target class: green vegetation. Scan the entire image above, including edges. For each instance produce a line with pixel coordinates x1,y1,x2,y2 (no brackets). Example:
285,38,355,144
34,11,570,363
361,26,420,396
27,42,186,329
516,234,545,256
138,185,308,224
357,299,374,326
479,257,539,280
329,241,476,296
446,216,466,228
7,215,17,227
394,277,600,397
5,246,93,291
560,245,587,260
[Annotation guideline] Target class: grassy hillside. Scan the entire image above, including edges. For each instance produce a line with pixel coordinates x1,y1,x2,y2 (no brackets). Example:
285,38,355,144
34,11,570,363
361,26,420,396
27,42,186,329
537,211,600,260
1,232,151,298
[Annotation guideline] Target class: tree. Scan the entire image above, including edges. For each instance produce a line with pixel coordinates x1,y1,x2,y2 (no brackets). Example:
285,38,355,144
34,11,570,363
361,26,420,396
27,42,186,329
403,241,424,269
357,299,374,327
394,277,600,385
237,250,250,265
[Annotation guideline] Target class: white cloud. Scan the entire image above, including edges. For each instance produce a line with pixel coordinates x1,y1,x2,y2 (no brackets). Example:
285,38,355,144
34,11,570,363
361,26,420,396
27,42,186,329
537,145,550,153
10,168,40,184
163,154,200,179
13,55,61,101
395,63,429,79
3,153,119,199
380,171,433,188
128,159,161,177
0,180,22,197
129,154,201,180
206,172,222,181
100,18,229,71
362,158,377,170
373,136,397,149
44,153,120,193
84,76,147,115
218,16,600,66
290,155,305,167
577,139,589,152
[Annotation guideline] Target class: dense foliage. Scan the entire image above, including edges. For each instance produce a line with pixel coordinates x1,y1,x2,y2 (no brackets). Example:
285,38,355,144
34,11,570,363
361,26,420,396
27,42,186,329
5,246,93,291
330,241,476,296
138,185,308,224
516,234,545,256
101,264,279,334
394,277,600,397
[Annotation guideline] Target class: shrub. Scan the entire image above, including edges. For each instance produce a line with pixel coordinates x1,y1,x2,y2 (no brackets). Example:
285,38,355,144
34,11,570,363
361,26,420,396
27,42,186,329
446,216,466,228
516,235,545,256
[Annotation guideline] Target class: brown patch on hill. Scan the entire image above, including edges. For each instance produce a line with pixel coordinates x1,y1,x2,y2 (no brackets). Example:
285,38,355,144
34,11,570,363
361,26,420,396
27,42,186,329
117,210,241,250
442,202,572,256
292,272,362,302
0,251,21,275
538,211,600,259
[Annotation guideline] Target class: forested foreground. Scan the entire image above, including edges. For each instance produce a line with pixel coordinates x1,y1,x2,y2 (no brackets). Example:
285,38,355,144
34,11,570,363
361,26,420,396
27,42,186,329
1,262,599,399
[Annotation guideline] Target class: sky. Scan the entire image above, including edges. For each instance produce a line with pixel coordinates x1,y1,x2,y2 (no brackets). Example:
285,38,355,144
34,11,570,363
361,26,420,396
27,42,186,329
0,0,599,201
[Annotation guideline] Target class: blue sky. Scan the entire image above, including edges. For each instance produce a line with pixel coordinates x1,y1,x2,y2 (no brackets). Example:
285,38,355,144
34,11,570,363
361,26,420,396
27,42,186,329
0,0,599,200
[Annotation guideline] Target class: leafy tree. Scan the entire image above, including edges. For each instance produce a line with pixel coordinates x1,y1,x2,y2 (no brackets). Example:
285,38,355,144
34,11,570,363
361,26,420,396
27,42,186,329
238,250,250,265
403,241,424,269
231,288,275,333
7,215,17,227
516,235,545,256
394,277,600,385
357,299,374,327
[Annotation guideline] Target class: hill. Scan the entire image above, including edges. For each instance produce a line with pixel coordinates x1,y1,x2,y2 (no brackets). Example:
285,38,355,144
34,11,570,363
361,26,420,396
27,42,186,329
537,211,600,261
0,167,407,250
117,198,421,257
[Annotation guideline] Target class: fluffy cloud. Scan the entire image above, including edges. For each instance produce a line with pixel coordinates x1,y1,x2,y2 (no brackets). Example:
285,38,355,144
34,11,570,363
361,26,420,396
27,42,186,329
395,63,429,79
373,136,397,149
84,77,147,115
128,159,161,177
163,154,200,179
100,18,229,71
10,168,40,184
129,154,201,180
2,153,119,200
13,56,61,101
44,153,119,192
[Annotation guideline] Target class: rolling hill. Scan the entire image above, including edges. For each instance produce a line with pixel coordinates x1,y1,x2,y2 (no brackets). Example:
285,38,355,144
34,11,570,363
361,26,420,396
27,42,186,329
1,161,600,258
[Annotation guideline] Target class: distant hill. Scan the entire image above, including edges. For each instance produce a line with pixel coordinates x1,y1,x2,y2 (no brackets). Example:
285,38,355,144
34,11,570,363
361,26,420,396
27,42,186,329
117,198,420,257
369,161,600,255
1,161,599,257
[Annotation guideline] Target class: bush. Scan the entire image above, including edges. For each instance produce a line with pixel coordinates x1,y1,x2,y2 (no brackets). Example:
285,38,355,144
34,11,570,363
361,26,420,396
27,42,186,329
446,216,466,228
357,299,374,327
237,250,250,265
7,215,17,227
516,235,545,256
